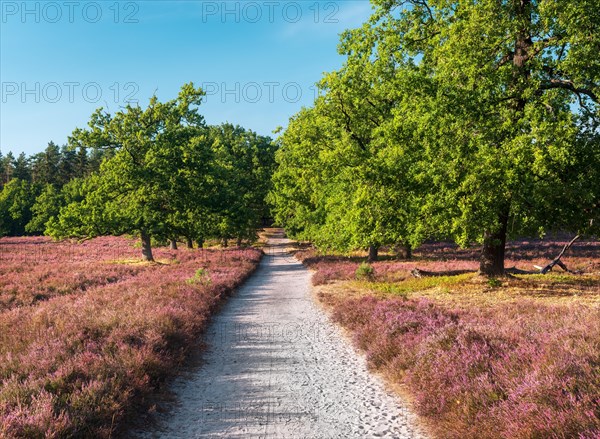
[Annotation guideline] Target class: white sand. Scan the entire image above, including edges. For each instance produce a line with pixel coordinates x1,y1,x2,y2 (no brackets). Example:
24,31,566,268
135,232,427,438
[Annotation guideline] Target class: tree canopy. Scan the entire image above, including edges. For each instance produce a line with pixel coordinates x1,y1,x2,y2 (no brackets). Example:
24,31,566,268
270,0,600,275
1,83,277,261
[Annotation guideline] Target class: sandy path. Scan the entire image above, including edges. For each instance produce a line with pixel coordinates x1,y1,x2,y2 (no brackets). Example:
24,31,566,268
135,232,426,439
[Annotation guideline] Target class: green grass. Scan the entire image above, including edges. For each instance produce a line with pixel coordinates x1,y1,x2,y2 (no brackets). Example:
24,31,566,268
186,268,211,285
360,272,476,297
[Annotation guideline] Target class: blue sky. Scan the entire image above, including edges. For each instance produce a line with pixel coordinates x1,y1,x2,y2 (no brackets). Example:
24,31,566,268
0,1,373,156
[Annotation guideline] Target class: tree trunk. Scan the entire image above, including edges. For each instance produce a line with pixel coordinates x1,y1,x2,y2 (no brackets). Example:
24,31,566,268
479,1,530,277
367,245,379,262
479,0,531,277
197,238,204,249
141,230,154,262
170,239,178,250
479,210,509,277
396,242,412,260
186,236,194,249
222,238,228,248
236,237,242,247
511,0,532,112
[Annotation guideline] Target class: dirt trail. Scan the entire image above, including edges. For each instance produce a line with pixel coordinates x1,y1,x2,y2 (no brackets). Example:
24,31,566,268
135,231,426,438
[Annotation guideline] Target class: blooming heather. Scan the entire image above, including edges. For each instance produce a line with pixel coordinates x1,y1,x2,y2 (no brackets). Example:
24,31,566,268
324,294,600,438
0,236,262,438
307,238,600,438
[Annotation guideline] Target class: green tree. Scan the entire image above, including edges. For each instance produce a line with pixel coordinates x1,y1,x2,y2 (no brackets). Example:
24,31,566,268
335,0,600,275
269,107,330,244
57,83,207,261
0,179,35,236
270,105,363,256
1,151,15,185
31,142,61,186
46,174,121,240
57,145,77,186
74,145,89,178
26,183,63,234
161,131,215,248
318,55,420,260
211,124,276,246
13,153,31,182
270,59,419,261
87,147,109,174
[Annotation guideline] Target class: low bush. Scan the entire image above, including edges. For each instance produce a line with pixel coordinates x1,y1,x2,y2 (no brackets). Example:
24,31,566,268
355,262,375,280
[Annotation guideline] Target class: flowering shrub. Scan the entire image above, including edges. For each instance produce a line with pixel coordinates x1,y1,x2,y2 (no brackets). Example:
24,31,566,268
330,296,600,438
307,237,600,437
0,236,262,438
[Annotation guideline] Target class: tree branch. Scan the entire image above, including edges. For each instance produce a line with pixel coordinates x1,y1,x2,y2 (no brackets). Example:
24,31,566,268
538,235,580,274
411,0,434,22
539,79,599,103
336,93,369,151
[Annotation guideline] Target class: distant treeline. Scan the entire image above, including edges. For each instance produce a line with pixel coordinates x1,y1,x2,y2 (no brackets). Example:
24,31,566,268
0,142,109,236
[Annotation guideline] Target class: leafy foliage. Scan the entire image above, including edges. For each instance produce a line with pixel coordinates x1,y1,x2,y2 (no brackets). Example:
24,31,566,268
0,179,35,236
355,262,376,281
1,84,277,260
270,0,600,275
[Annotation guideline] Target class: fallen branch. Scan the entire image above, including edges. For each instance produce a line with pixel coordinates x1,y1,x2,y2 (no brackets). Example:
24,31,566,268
506,266,537,275
411,268,473,278
411,268,428,278
536,235,580,274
